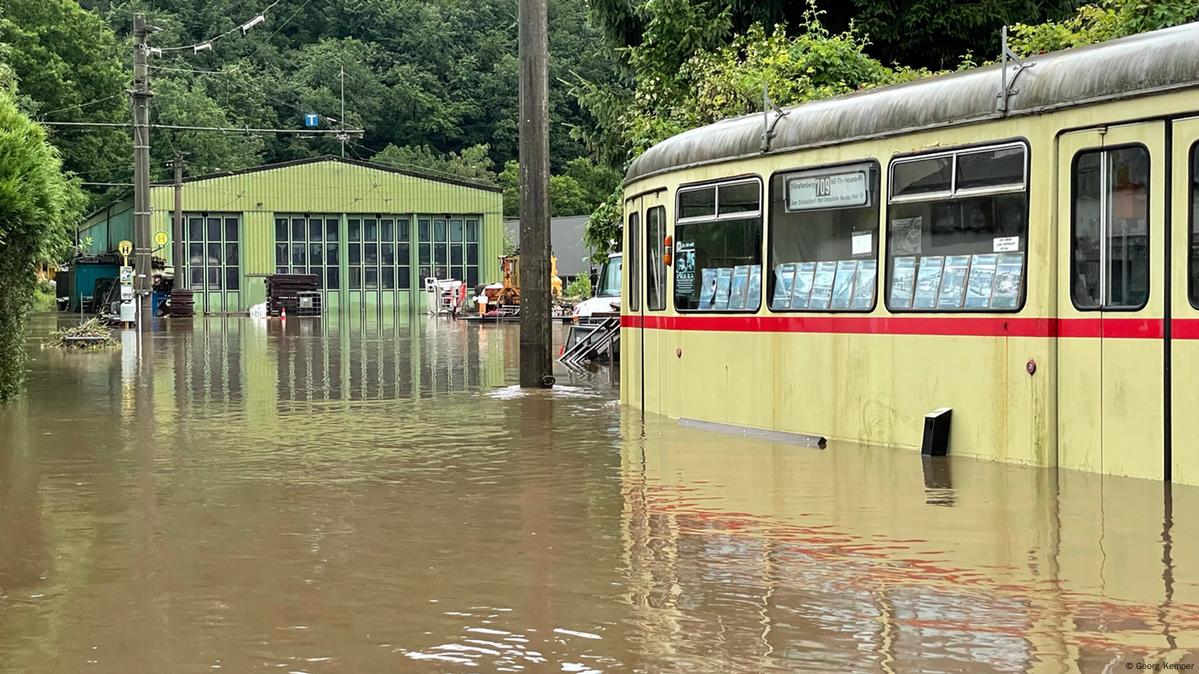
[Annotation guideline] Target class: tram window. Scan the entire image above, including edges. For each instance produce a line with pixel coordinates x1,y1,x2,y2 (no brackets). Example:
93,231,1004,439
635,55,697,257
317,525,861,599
675,178,763,312
886,143,1029,312
892,156,951,198
646,206,667,311
627,211,640,312
679,187,716,219
1191,144,1199,307
768,162,879,312
1072,146,1150,310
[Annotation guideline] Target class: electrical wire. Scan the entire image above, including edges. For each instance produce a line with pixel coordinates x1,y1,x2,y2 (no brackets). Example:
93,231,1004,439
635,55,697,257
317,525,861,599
156,1,281,53
38,93,128,118
151,56,348,127
40,120,364,135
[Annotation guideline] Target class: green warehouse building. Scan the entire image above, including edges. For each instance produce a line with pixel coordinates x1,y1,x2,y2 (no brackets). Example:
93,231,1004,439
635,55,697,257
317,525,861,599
78,156,504,315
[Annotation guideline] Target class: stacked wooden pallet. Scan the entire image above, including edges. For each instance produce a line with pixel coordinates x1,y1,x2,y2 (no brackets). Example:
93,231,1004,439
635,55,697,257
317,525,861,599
266,274,319,316
168,289,195,318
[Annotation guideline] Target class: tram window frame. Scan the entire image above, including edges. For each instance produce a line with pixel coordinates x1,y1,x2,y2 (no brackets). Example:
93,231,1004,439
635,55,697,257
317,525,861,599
1070,143,1151,312
885,141,1031,314
767,160,881,313
627,210,640,312
1191,141,1199,309
646,205,667,311
674,176,764,313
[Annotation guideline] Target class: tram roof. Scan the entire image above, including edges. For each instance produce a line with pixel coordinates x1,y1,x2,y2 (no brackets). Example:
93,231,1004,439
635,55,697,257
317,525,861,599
625,22,1199,184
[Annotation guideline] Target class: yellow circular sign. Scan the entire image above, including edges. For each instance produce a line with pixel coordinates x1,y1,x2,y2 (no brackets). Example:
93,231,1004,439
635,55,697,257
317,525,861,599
153,231,168,247
117,240,133,257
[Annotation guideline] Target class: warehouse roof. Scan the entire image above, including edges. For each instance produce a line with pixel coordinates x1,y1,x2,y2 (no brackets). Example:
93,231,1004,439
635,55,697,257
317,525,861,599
626,21,1199,183
152,155,502,193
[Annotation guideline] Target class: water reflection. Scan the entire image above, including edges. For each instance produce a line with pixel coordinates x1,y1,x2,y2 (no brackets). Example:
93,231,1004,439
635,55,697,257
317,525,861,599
620,414,1199,672
1,315,1197,672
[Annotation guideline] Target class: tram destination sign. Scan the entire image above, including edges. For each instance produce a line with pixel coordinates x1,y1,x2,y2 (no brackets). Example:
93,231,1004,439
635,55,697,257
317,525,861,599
786,170,869,211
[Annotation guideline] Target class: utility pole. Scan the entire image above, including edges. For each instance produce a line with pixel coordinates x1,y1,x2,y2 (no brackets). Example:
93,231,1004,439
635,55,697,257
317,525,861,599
132,14,153,327
518,0,553,388
171,153,186,289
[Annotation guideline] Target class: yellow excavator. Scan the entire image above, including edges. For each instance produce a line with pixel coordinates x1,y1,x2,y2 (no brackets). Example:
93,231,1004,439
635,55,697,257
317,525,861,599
496,254,562,306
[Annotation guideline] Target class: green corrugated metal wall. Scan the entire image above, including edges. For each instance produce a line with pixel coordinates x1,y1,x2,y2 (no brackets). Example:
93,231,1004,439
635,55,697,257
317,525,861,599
78,203,133,254
77,158,504,314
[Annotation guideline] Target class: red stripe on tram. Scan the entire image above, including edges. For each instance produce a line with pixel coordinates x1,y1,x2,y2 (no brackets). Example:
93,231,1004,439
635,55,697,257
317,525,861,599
1171,318,1199,340
621,314,1171,339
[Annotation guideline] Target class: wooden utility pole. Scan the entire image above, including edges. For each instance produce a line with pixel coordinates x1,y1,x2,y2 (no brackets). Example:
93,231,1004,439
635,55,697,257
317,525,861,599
132,15,153,326
171,153,186,289
518,0,553,388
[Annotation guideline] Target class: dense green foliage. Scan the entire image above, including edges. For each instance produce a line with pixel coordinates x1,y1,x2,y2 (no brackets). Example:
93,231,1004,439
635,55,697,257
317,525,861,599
1009,0,1199,53
0,0,128,200
70,0,617,181
586,0,1077,72
0,85,85,400
576,11,935,255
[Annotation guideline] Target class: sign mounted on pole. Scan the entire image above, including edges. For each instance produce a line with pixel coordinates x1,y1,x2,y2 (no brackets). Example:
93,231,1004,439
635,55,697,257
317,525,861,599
153,231,168,247
118,240,133,257
304,113,319,128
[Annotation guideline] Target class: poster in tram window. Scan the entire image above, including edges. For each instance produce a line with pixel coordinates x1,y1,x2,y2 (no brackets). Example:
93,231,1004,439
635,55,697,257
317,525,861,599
889,257,916,309
851,259,877,310
746,266,763,311
713,268,734,310
937,255,972,309
728,265,751,310
964,254,998,309
791,262,816,309
913,256,945,309
675,242,696,296
809,261,837,310
991,252,1024,309
891,216,923,256
698,268,718,309
772,263,797,310
831,260,859,310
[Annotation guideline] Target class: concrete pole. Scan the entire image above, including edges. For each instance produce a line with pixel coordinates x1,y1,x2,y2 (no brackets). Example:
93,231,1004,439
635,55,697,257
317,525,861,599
132,15,153,326
172,154,185,290
518,0,553,388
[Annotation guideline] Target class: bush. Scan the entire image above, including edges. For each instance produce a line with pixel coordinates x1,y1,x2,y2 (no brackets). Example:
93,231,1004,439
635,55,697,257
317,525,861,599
565,274,592,300
0,87,84,400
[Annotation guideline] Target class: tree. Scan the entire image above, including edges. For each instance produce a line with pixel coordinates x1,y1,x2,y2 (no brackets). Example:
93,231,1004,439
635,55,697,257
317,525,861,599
498,159,620,218
0,85,85,400
575,11,931,254
1008,0,1199,54
828,0,1078,69
0,0,128,201
585,0,1077,71
373,143,497,183
150,78,266,178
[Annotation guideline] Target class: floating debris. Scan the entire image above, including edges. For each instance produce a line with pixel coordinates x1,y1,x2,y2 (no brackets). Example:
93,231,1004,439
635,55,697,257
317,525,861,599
45,319,120,350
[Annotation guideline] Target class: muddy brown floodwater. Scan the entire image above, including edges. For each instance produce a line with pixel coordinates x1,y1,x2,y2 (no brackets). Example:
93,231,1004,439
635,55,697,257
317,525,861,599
2,315,1199,673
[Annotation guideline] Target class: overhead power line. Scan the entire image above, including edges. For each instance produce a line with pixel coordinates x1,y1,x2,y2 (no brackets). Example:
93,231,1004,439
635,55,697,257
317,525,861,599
39,93,129,118
153,1,280,54
41,120,365,135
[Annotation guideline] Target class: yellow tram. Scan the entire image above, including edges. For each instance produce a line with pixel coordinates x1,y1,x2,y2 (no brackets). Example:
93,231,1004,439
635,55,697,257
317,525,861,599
620,22,1199,484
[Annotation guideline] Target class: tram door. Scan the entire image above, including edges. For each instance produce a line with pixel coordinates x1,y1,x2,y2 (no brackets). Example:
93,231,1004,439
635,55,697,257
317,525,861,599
1056,122,1166,480
641,193,668,417
1170,117,1199,484
623,198,644,412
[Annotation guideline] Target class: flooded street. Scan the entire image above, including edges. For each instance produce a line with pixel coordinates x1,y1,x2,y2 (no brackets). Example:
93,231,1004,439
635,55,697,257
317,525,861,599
2,316,1198,673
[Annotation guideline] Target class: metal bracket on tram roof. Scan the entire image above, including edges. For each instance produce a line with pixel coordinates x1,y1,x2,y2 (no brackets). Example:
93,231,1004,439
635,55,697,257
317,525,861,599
760,84,790,154
997,25,1035,115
